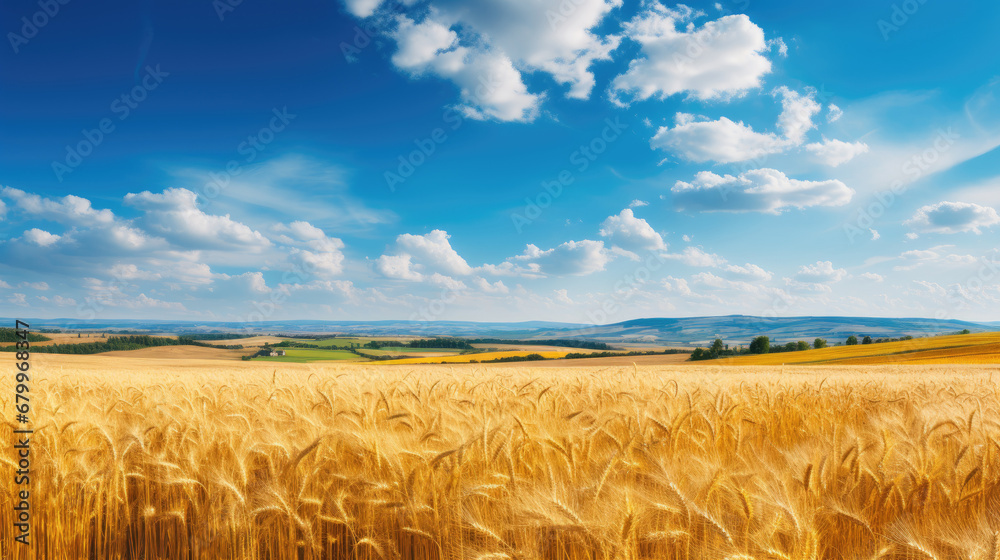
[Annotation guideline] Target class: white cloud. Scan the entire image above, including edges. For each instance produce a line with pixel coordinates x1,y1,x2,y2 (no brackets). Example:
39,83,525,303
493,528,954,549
905,201,1000,234
672,168,854,213
628,199,649,208
23,228,61,247
723,263,773,281
650,88,821,163
19,281,49,290
893,247,977,271
289,248,346,277
275,220,347,277
599,209,667,254
474,277,509,294
827,104,843,123
773,86,821,144
805,138,870,166
343,0,383,18
794,261,847,283
514,239,609,276
611,5,772,103
386,0,622,122
1,187,115,226
8,293,27,306
375,229,473,284
395,229,473,276
650,113,787,164
665,246,726,267
860,272,884,282
870,229,881,240
375,253,424,281
124,188,271,251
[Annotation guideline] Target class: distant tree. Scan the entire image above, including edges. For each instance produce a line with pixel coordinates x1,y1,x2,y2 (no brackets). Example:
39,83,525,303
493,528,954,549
846,335,858,345
960,329,971,335
862,336,873,344
710,338,724,357
797,341,810,351
749,336,770,354
690,348,707,361
783,342,797,352
813,338,827,349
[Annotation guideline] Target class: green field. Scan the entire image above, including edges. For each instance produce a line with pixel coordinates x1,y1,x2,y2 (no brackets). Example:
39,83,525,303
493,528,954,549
253,348,365,363
290,337,388,348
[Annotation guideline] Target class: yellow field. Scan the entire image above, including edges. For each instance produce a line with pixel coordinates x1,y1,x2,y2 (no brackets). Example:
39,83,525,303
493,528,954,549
713,331,1000,365
379,350,570,364
3,355,1000,559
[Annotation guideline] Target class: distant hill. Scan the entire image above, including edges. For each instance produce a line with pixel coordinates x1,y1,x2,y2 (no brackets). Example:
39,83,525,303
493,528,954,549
8,315,993,347
537,316,993,346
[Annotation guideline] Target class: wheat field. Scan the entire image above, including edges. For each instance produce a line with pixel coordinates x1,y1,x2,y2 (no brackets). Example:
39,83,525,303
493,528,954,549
716,332,1000,366
2,355,1000,560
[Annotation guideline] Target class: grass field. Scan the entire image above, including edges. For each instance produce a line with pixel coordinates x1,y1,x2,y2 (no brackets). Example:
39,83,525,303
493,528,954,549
379,350,570,364
712,331,1000,365
253,347,365,362
3,355,999,559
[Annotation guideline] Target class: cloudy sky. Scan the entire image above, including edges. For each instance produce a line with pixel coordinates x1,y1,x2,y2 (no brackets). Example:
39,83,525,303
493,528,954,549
2,0,1000,324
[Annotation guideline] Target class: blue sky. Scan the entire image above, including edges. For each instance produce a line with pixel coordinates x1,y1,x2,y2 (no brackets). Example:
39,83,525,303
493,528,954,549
2,0,1000,324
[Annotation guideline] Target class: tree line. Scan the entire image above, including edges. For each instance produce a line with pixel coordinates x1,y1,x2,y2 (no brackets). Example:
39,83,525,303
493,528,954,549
0,328,51,343
1,335,243,355
689,332,923,361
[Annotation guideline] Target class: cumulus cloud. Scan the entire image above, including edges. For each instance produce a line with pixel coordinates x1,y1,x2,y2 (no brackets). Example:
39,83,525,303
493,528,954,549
599,209,667,254
382,0,622,121
651,113,787,164
611,4,772,103
1,187,115,226
665,246,726,267
342,0,383,18
275,220,347,277
629,199,649,208
894,247,977,271
860,272,885,282
827,104,843,123
514,239,609,276
375,229,473,286
905,201,1000,234
124,188,270,251
23,228,61,247
794,261,847,283
650,87,821,163
722,263,773,281
474,277,509,294
805,138,870,166
395,229,473,276
773,86,821,144
671,168,854,213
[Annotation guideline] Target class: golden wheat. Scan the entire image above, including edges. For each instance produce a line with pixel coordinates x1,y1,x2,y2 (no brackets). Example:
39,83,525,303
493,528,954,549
2,355,999,560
